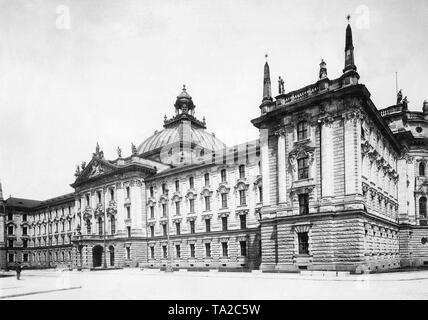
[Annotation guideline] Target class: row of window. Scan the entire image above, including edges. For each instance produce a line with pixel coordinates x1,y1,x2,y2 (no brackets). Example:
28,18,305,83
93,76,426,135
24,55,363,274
8,221,74,237
150,166,248,198
150,241,247,259
7,235,72,248
149,215,247,237
150,191,250,218
8,251,72,263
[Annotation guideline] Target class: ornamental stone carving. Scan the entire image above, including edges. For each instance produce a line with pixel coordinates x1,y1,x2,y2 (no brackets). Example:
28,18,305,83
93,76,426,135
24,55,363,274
288,146,315,171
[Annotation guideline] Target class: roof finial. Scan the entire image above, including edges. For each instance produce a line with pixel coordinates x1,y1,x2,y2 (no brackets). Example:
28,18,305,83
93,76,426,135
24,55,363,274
262,55,272,102
182,84,186,91
343,15,357,73
346,14,351,23
265,53,268,60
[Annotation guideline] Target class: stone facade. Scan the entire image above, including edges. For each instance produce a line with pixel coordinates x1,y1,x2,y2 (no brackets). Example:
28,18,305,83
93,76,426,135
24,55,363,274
1,22,427,273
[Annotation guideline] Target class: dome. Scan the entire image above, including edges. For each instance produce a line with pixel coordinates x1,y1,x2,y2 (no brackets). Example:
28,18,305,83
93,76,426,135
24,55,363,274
137,125,225,155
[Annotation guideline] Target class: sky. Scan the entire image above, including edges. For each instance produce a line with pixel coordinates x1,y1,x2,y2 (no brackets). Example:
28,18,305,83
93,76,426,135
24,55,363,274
0,0,427,200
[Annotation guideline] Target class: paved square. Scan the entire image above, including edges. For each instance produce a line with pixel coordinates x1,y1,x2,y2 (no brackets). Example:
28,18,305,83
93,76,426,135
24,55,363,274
1,269,428,300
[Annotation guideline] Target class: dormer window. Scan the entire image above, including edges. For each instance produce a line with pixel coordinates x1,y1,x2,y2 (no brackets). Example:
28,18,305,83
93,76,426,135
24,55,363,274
297,121,308,141
221,169,227,182
239,165,245,179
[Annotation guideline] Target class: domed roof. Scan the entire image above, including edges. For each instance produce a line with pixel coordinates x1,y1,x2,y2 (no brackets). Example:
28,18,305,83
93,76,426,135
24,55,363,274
137,126,225,155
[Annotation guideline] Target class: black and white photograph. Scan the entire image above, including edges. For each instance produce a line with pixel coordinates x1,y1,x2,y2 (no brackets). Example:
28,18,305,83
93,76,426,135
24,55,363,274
0,0,428,306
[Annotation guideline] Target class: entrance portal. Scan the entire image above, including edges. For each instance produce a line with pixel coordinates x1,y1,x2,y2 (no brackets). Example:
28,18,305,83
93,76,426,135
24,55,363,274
92,245,103,268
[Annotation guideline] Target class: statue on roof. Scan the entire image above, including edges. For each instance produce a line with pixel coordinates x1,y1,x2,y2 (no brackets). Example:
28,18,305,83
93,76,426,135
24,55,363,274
81,161,86,171
131,143,138,155
278,76,285,94
75,165,81,177
403,96,409,110
93,142,104,159
397,89,403,104
117,147,122,158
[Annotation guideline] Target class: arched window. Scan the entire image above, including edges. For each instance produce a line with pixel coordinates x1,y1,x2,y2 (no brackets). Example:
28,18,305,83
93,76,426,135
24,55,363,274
420,197,427,218
420,162,426,176
297,121,308,141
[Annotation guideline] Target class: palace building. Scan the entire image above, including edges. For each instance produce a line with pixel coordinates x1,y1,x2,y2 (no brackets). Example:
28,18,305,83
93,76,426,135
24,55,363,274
1,21,428,273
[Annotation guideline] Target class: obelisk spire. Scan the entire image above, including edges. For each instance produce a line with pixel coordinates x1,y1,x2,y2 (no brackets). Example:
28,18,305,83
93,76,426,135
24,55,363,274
343,14,357,73
0,179,4,202
262,54,273,102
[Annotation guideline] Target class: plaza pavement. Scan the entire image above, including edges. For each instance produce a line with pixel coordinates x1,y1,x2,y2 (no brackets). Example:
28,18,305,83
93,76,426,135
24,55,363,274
1,268,428,300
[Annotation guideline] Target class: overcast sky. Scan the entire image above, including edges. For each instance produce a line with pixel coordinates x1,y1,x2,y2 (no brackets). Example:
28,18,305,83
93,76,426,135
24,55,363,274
0,0,427,200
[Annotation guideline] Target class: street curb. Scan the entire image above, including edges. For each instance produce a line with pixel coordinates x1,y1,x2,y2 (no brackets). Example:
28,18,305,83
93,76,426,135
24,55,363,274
0,286,82,299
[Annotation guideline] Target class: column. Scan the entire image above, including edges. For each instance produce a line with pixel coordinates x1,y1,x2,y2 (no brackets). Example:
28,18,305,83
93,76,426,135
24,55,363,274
276,129,287,204
321,120,334,197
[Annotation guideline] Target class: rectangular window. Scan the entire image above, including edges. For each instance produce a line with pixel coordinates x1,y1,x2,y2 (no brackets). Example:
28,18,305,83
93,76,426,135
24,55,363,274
298,194,309,215
7,226,13,235
297,121,308,141
190,220,195,234
175,202,180,215
110,188,115,201
222,217,228,231
205,219,211,233
221,169,227,182
189,177,194,189
150,186,154,198
162,183,166,194
111,217,116,234
175,180,180,192
240,241,247,257
176,222,181,235
221,193,228,208
298,157,309,180
205,243,211,257
23,239,28,248
162,224,167,236
259,186,263,202
126,247,131,259
23,253,28,262
222,242,228,257
126,187,130,199
204,173,210,186
240,214,247,229
8,253,14,262
97,191,102,204
298,232,309,254
175,245,181,258
204,196,211,211
7,213,13,220
127,226,131,238
162,204,167,217
22,214,27,222
239,165,245,179
8,239,13,248
150,247,155,259
126,206,131,219
150,225,154,237
189,244,195,258
189,199,195,213
162,245,167,258
239,190,246,205
150,206,154,219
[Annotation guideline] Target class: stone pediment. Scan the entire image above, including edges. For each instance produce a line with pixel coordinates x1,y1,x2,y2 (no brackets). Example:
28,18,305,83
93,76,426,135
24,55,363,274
74,157,117,184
